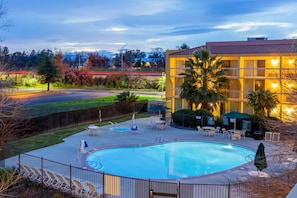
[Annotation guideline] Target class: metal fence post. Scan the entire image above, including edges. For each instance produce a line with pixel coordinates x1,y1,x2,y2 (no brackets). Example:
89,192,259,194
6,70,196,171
149,189,154,198
178,181,180,198
228,182,231,198
41,157,44,185
102,172,105,198
69,164,73,195
18,152,20,172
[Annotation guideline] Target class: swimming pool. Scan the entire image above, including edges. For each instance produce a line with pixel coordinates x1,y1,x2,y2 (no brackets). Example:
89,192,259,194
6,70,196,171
85,141,255,179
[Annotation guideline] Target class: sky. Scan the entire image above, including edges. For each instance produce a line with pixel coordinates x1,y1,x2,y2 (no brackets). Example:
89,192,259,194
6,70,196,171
1,0,297,54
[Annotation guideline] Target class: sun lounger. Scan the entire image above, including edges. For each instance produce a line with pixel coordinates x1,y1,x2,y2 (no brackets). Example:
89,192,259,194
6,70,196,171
86,182,101,198
73,179,87,197
22,164,41,182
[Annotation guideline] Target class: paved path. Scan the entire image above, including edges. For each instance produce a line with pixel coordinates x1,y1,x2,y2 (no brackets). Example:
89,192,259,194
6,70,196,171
5,116,297,184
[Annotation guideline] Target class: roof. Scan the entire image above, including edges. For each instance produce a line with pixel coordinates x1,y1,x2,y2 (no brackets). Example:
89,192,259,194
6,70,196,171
169,39,297,56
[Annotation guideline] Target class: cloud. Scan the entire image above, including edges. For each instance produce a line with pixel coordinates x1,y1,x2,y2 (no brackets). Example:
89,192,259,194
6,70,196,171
160,27,221,36
216,22,291,32
4,0,297,53
105,27,128,32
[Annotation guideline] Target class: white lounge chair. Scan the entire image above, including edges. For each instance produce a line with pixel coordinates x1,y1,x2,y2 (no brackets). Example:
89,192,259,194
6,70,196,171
73,179,87,197
54,174,71,191
22,165,40,182
86,182,101,198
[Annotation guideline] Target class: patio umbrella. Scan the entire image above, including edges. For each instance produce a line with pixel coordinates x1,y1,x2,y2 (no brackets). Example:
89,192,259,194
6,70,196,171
221,111,250,119
148,105,170,116
254,142,267,171
221,111,250,130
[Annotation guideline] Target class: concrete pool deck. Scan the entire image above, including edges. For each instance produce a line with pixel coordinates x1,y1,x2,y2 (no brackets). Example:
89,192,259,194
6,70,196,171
8,116,297,184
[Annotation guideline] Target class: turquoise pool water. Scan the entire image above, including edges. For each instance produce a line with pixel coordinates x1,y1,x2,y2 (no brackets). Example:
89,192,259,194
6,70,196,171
85,141,255,179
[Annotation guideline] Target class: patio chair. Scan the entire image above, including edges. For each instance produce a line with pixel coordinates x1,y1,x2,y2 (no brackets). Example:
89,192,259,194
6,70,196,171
54,174,71,191
22,165,40,182
30,167,43,183
221,128,229,137
17,163,29,178
44,170,61,188
86,182,101,198
232,132,241,141
73,179,87,197
241,130,247,139
208,129,216,137
197,126,203,135
156,122,165,130
150,120,155,129
64,177,77,193
38,168,53,186
215,126,221,133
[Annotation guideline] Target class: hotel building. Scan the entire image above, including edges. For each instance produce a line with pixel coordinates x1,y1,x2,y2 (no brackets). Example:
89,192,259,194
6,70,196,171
165,38,297,120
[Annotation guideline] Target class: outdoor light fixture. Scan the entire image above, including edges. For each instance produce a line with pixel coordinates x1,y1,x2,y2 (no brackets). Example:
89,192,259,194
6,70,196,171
286,107,293,115
272,83,278,89
271,59,279,66
289,59,294,65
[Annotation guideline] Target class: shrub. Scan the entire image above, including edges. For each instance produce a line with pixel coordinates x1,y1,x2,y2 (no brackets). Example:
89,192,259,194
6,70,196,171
21,77,38,87
115,91,138,103
5,77,17,87
64,68,94,86
172,109,214,128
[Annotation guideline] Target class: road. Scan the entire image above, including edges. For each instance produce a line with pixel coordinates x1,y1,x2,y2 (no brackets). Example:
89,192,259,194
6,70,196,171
13,88,162,106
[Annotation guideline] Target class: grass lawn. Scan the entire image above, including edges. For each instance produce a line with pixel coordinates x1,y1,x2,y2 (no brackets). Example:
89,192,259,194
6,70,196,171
28,95,159,117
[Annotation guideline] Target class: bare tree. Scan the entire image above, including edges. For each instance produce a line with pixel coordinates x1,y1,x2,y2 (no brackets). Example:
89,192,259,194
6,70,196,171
0,95,30,151
0,168,23,197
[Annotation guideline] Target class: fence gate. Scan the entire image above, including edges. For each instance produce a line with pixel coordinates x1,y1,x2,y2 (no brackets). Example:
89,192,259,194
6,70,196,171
149,189,178,198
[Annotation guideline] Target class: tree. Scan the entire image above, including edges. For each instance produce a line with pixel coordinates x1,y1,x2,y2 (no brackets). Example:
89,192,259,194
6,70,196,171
157,74,165,92
0,168,22,197
115,91,138,103
0,46,9,70
55,52,69,81
179,49,229,111
247,88,279,117
176,43,190,50
37,49,60,91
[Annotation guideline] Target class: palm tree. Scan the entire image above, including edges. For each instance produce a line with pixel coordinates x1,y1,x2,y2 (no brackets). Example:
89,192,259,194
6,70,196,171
247,88,279,117
179,49,229,111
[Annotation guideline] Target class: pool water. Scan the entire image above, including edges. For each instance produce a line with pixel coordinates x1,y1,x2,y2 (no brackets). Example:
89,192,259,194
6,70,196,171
85,141,255,179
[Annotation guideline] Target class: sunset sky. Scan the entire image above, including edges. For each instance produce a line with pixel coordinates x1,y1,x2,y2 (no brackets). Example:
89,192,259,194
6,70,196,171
2,0,297,54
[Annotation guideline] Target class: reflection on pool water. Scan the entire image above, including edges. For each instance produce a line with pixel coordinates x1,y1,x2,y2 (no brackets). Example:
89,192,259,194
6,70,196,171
85,141,255,179
109,127,131,132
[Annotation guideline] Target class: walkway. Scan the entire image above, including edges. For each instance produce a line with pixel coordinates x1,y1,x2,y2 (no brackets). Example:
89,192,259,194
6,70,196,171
5,116,297,184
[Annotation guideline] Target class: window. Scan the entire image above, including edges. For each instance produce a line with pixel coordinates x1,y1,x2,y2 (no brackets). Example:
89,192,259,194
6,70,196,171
257,60,265,76
255,80,264,91
185,61,190,68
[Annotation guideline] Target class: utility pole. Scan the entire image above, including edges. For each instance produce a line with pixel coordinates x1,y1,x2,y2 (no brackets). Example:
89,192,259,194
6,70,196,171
120,44,127,71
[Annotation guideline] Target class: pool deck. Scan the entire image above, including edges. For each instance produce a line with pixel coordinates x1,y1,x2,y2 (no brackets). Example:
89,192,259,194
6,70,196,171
8,116,297,184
